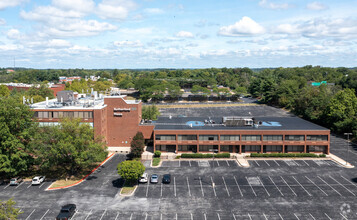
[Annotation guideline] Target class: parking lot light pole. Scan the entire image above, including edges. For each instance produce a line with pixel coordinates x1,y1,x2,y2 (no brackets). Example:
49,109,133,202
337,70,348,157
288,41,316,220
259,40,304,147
210,149,219,188
344,133,352,165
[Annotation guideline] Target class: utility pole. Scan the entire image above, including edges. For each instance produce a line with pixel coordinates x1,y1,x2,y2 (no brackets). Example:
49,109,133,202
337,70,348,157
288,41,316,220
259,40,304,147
344,133,352,165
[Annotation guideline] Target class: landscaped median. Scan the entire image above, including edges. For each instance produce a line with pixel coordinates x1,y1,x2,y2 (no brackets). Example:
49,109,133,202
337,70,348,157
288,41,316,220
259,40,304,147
46,153,115,190
249,153,326,158
117,160,145,196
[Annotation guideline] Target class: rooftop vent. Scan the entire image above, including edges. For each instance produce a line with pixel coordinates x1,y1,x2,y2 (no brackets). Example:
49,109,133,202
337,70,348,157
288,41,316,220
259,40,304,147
57,90,75,103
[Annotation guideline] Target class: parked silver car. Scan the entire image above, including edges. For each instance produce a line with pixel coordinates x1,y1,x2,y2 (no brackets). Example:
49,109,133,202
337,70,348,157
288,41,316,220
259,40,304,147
150,174,159,183
10,177,23,186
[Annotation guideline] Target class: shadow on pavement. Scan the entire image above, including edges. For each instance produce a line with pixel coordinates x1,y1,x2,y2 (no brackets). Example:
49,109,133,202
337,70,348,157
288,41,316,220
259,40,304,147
112,178,125,188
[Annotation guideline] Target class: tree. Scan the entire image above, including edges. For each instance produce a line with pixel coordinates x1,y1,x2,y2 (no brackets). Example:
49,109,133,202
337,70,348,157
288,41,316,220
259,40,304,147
0,97,36,178
0,198,22,220
117,160,145,184
130,132,145,158
0,85,10,97
31,118,107,178
142,105,160,120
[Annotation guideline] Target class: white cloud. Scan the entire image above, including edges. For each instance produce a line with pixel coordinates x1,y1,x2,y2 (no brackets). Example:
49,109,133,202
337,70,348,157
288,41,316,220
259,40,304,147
52,0,95,14
48,39,72,48
20,3,117,38
0,44,22,51
306,2,328,11
97,0,136,21
45,19,117,37
274,18,357,39
0,0,26,10
144,8,164,14
259,0,293,10
175,31,194,38
0,18,6,25
114,40,143,47
218,17,265,36
6,29,21,39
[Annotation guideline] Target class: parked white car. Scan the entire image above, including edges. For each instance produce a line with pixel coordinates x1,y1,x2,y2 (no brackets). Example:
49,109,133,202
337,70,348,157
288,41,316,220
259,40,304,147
32,176,45,185
139,173,148,183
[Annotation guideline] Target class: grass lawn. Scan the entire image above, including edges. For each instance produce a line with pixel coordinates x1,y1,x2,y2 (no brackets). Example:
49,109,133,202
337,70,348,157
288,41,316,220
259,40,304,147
152,157,161,166
120,181,137,195
50,178,82,188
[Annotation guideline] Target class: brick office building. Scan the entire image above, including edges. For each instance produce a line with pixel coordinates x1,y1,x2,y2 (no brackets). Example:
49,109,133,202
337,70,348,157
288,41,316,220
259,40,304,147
31,91,330,154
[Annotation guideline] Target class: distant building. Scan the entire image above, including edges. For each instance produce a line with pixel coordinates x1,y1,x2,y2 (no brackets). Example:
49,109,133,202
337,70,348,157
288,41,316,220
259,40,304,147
1,83,65,96
59,76,81,83
6,69,15,74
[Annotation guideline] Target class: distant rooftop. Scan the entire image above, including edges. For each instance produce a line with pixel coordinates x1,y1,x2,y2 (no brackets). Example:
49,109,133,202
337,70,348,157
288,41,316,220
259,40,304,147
151,116,329,131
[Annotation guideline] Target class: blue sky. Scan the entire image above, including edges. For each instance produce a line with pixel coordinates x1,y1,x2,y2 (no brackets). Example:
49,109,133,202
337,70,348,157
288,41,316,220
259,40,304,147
0,0,357,69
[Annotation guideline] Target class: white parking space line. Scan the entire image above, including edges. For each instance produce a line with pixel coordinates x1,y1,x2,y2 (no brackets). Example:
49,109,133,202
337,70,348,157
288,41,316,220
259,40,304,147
15,181,24,189
222,176,230,197
305,176,328,196
217,213,221,220
144,213,147,220
248,213,252,220
40,209,49,220
146,182,149,197
302,160,310,166
190,213,193,220
245,176,257,197
293,176,312,196
280,176,297,196
204,213,207,220
226,160,230,166
294,213,300,220
4,184,10,189
72,210,78,219
25,209,36,220
293,160,300,166
340,175,357,189
130,213,133,220
234,176,243,197
313,161,321,166
39,182,46,188
258,177,270,196
309,213,316,220
324,213,332,220
329,175,356,196
99,209,106,220
317,176,342,196
27,183,32,189
278,213,284,220
174,177,176,197
263,213,268,220
115,212,120,220
211,177,217,197
179,160,181,167
216,160,220,167
199,177,204,197
284,161,291,167
340,213,348,220
189,161,191,167
85,209,92,220
268,176,283,196
263,160,270,166
274,160,280,166
160,183,163,197
186,177,191,196
254,160,260,167
176,213,178,220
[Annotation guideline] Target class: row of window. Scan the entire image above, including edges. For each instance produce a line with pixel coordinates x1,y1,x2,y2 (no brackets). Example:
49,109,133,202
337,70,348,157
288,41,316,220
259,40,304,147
155,145,326,153
35,111,93,119
155,134,328,141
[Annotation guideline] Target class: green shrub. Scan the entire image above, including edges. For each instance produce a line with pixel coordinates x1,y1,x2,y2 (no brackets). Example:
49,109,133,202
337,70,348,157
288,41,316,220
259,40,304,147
154,151,161,158
250,153,323,158
180,153,230,158
152,158,160,166
175,155,181,159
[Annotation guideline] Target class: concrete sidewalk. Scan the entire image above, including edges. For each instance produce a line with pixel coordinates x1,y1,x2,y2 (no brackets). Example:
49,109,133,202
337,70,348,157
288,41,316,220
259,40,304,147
329,153,355,168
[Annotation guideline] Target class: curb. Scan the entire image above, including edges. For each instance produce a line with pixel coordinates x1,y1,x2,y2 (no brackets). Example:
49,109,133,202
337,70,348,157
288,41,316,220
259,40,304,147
151,158,163,168
120,184,138,197
46,153,115,191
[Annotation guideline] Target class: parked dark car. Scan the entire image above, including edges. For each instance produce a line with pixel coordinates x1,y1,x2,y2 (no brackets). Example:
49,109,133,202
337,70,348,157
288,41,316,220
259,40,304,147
162,174,171,184
56,204,76,220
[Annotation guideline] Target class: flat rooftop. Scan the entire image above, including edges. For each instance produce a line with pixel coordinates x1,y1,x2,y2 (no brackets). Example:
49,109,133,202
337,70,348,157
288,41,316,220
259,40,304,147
152,116,329,131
